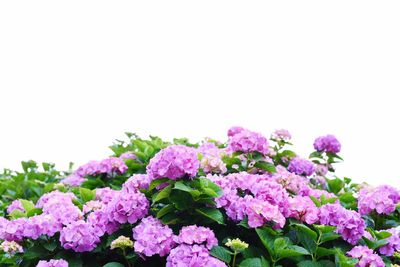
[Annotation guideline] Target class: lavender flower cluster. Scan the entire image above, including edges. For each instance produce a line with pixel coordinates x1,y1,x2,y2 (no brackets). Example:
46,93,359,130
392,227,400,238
1,126,400,266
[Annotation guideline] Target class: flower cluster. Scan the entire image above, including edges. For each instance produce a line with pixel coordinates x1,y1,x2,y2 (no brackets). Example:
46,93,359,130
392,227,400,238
198,142,227,174
60,220,100,252
378,228,400,256
319,203,365,244
313,134,341,153
347,246,384,267
133,216,174,257
287,196,319,224
288,157,315,176
209,172,287,228
146,145,200,180
271,129,292,142
167,226,225,267
110,235,134,250
36,259,69,267
358,185,400,215
227,127,269,155
0,241,23,255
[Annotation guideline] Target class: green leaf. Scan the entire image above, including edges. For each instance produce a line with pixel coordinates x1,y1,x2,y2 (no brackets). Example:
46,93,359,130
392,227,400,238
255,227,277,257
9,209,26,219
174,181,192,192
195,207,225,225
153,184,172,203
298,260,324,267
254,161,277,173
79,187,95,202
210,246,232,263
326,177,344,194
149,178,170,191
103,263,125,267
320,232,341,243
277,245,310,259
239,257,270,267
43,240,58,252
315,247,336,258
20,199,35,212
156,204,175,219
27,208,43,217
309,151,322,159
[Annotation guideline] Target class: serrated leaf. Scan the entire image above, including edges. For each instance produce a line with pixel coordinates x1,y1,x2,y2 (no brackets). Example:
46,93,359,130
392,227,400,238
152,184,172,203
254,161,276,173
156,204,175,219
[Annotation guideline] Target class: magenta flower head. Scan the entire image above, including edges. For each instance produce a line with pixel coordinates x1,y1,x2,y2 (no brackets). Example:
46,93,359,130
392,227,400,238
60,220,100,252
319,203,365,245
227,126,245,137
174,225,218,250
132,216,175,257
122,174,152,192
166,244,226,267
119,151,137,161
106,190,149,224
313,135,341,154
288,157,315,176
36,259,68,267
146,145,200,180
60,174,86,187
228,128,269,155
358,185,400,215
347,246,385,267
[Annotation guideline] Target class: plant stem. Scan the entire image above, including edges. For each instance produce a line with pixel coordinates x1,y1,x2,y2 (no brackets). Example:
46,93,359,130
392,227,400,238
232,252,237,267
122,248,132,267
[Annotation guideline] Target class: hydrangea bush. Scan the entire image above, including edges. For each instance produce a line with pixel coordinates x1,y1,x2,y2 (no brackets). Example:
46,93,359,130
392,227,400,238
0,127,400,267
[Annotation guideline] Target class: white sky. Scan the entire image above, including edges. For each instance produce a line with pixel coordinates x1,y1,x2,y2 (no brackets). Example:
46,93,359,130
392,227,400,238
0,1,399,186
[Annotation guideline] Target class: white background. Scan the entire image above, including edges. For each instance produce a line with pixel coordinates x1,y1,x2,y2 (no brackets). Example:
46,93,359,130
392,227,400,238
0,1,399,185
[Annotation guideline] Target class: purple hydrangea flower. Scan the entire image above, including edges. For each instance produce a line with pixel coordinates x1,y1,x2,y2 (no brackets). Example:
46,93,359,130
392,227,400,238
96,187,119,205
75,157,127,177
358,185,400,215
36,259,68,267
60,220,100,252
347,246,384,267
271,129,292,141
227,128,269,155
7,200,25,214
87,208,119,236
288,157,315,176
122,174,152,192
132,216,175,257
198,142,227,174
227,126,245,137
60,174,86,187
106,190,149,224
166,244,226,267
0,217,27,241
378,228,400,256
23,214,61,239
319,203,365,244
288,196,319,224
272,166,309,194
119,151,137,161
174,225,218,250
313,135,341,153
146,145,200,180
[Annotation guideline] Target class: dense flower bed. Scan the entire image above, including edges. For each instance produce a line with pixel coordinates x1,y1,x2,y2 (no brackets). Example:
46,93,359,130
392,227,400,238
0,127,400,267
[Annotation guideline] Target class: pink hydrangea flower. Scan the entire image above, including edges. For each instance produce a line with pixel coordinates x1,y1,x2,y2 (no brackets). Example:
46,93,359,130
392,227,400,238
106,190,149,224
166,244,226,267
319,203,365,244
36,259,68,267
60,220,100,252
378,228,400,256
96,187,119,205
174,225,218,250
123,174,152,192
271,129,292,141
227,126,245,137
23,214,61,239
288,196,319,224
119,151,137,161
288,157,315,176
313,135,341,154
146,145,200,180
132,216,175,257
358,185,400,215
227,128,269,155
347,246,384,267
60,174,86,187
